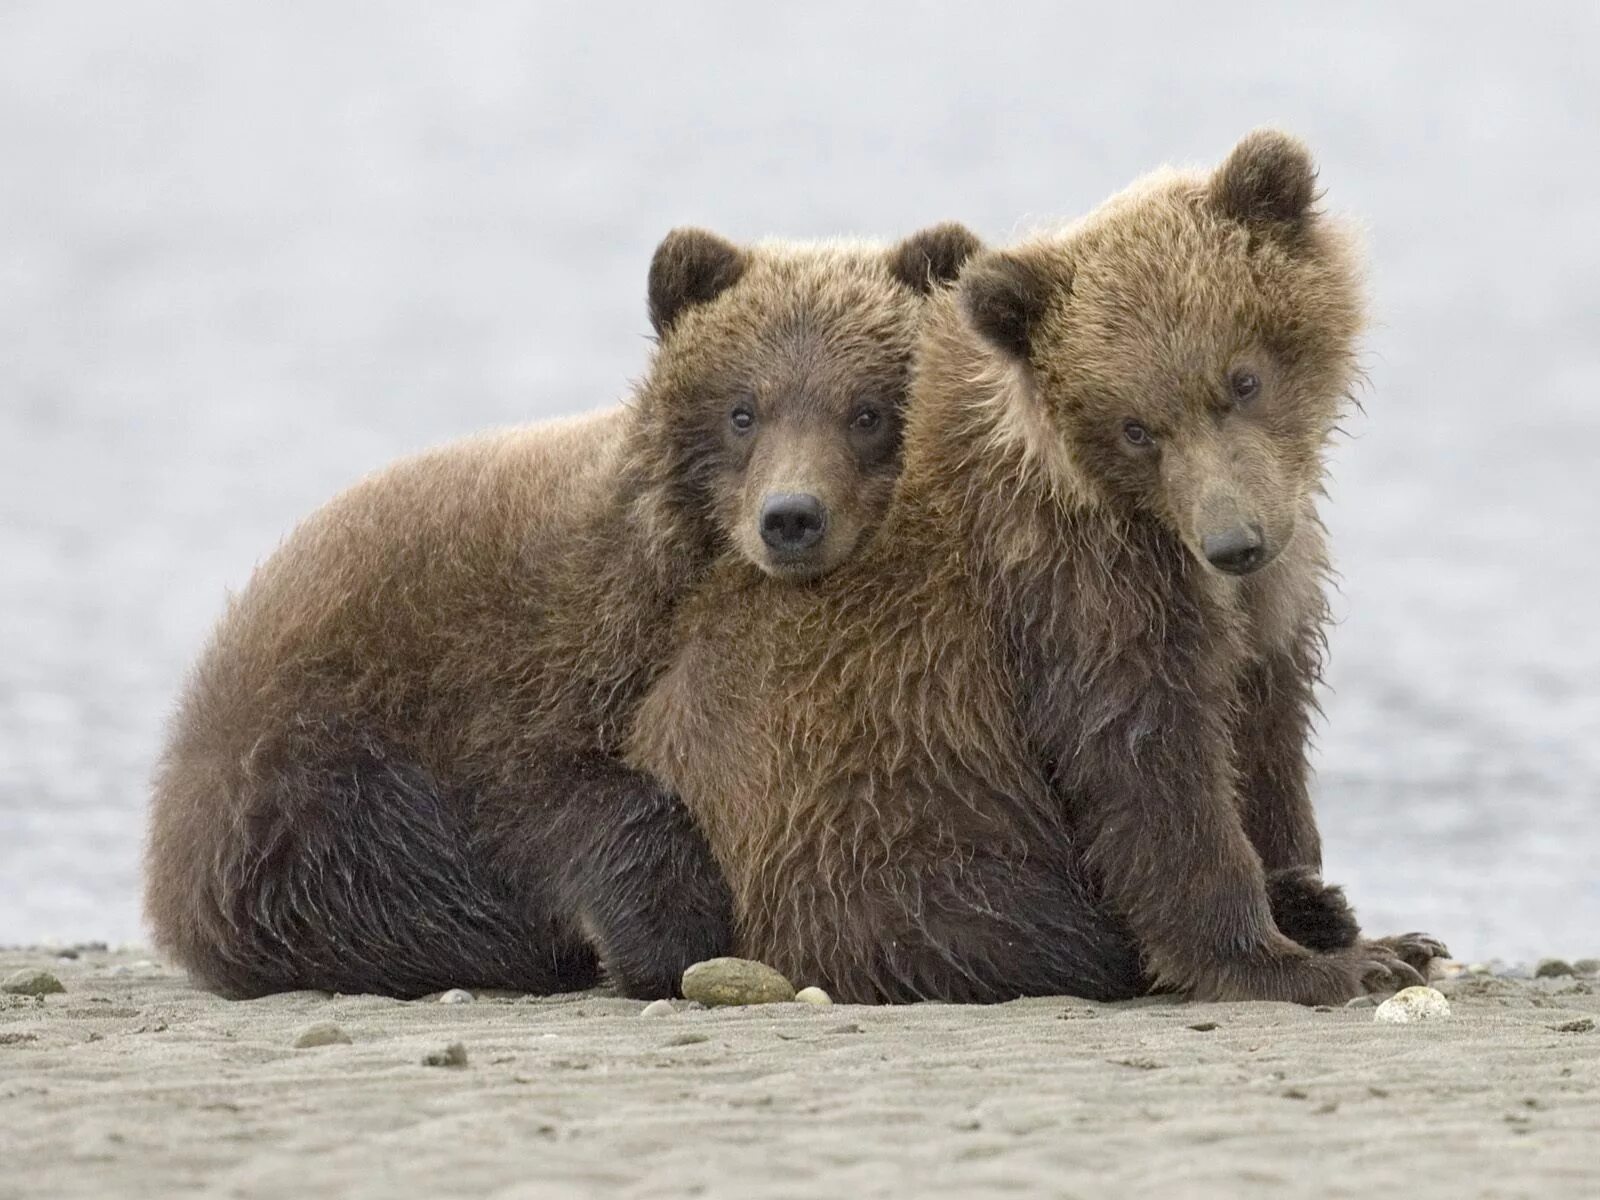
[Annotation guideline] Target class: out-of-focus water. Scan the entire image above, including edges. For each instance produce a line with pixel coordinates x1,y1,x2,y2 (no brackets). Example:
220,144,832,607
2,3,1596,960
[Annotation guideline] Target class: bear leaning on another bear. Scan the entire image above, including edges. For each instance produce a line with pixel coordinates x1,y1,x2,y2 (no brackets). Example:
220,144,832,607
144,223,984,999
626,130,1447,1005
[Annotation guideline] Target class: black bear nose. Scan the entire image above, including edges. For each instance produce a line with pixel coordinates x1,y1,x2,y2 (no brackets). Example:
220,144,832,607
760,493,827,552
1201,523,1267,574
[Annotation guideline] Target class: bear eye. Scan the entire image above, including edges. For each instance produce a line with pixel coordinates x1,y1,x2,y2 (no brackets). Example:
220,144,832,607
730,404,756,433
851,408,881,432
1230,369,1261,403
1122,420,1155,448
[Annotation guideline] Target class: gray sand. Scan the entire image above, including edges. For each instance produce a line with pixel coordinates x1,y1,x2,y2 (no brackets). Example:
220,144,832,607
2,949,1597,1198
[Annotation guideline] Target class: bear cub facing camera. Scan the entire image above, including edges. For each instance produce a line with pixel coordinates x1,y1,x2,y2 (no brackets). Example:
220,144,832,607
144,222,983,1000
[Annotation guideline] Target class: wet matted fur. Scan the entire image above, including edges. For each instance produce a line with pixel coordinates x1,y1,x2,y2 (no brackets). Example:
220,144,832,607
144,224,982,999
627,132,1446,1005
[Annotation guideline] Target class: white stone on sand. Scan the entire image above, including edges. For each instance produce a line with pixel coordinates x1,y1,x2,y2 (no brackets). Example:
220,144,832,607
1374,986,1452,1024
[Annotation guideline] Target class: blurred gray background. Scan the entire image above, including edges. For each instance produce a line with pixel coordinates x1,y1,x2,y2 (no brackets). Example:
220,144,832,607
3,2,1596,960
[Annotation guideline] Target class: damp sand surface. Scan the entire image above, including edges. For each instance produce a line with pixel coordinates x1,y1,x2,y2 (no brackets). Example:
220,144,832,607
2,949,1597,1199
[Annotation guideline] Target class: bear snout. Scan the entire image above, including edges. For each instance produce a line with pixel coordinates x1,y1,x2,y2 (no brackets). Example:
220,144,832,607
759,492,828,554
1200,521,1268,575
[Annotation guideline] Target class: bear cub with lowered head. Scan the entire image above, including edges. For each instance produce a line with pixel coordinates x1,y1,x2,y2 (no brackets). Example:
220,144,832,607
145,223,982,999
628,131,1445,1004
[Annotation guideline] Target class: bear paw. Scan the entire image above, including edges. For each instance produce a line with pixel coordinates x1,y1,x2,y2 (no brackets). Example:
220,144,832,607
1265,866,1361,953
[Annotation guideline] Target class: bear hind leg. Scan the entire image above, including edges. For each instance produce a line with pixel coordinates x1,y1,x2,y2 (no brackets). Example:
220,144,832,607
481,754,735,1000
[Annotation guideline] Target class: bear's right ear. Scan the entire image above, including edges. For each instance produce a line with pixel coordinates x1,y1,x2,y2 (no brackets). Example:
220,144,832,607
648,228,747,337
887,222,984,294
1209,128,1319,230
958,252,1058,362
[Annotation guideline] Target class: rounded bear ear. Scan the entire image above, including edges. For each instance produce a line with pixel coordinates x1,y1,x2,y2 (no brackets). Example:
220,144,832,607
886,222,985,294
648,228,748,337
1210,128,1319,228
957,252,1059,362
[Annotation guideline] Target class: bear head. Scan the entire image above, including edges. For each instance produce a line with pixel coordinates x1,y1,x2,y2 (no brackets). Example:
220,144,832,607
637,222,982,581
959,129,1364,576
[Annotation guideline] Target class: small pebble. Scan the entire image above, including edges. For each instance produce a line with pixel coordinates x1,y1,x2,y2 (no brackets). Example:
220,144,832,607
1550,1017,1594,1034
292,1021,351,1048
680,957,796,1007
2,969,64,996
1374,986,1452,1024
794,986,833,1006
639,999,676,1018
1535,959,1575,979
1574,959,1600,976
437,988,475,1005
422,1042,468,1068
1344,994,1379,1009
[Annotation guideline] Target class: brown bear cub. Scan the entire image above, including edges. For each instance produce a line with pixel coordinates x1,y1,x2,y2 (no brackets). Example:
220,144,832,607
627,132,1447,1005
145,223,983,999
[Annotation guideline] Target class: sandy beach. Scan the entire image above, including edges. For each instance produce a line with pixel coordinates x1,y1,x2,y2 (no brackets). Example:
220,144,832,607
1,948,1596,1199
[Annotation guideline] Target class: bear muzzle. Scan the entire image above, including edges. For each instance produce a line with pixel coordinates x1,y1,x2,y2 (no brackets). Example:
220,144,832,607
759,492,829,556
1200,521,1269,575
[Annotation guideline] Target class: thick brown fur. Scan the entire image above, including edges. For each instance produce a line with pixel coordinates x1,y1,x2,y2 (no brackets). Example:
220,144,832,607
626,131,1445,1005
145,225,982,999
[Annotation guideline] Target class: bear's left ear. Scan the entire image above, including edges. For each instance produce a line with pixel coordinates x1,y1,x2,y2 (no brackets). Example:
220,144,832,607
648,228,748,337
1210,128,1319,229
958,251,1059,362
887,222,985,294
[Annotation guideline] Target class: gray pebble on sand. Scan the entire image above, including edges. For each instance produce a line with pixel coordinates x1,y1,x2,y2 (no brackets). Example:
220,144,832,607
794,986,833,1006
437,988,474,1005
1575,959,1600,976
2,969,64,996
639,999,676,1018
1535,959,1575,978
292,1021,351,1048
422,1042,468,1068
680,958,795,1007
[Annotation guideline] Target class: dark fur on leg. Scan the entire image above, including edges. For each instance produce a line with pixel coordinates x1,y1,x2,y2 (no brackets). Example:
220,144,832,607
875,854,1146,1004
480,755,734,999
173,742,591,999
1266,866,1360,953
1233,648,1326,875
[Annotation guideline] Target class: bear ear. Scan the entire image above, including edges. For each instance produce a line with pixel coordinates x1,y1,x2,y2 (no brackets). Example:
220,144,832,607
648,228,747,337
958,252,1059,362
1209,129,1319,228
886,222,985,294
